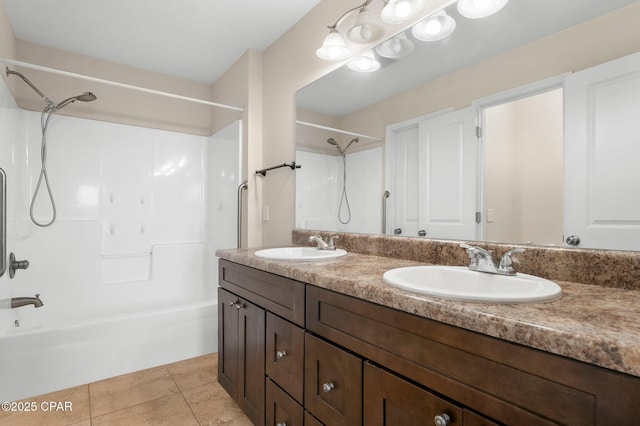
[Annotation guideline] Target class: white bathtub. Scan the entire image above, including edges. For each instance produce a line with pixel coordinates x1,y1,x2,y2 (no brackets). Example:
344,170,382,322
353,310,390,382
0,299,217,402
0,224,219,402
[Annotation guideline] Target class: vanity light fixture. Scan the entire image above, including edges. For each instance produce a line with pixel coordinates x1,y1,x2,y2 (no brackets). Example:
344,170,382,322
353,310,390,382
317,0,384,61
381,0,427,24
316,29,351,60
347,50,381,72
376,32,414,58
411,10,456,42
346,6,385,44
457,0,510,19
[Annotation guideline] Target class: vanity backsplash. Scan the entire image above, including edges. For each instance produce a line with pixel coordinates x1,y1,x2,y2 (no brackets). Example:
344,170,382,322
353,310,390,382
292,229,640,291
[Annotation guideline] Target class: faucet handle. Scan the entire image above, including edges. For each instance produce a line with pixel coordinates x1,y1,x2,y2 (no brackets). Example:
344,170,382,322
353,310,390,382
328,235,339,249
498,248,525,274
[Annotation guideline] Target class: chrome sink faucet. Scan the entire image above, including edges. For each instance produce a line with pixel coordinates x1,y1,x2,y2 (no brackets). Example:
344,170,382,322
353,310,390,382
309,235,339,250
460,244,525,276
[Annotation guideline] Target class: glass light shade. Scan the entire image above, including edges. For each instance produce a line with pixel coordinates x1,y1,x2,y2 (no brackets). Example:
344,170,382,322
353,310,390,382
411,11,456,42
381,0,426,24
347,50,381,73
376,32,414,59
316,29,351,60
346,7,385,43
457,0,510,19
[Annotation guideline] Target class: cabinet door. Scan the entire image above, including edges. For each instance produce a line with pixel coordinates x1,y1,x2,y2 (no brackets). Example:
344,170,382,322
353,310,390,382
364,362,463,426
218,288,239,399
266,379,304,426
266,312,305,403
304,333,362,426
238,296,266,426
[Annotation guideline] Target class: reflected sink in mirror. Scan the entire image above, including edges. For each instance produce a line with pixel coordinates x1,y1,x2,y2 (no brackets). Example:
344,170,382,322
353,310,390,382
255,247,347,261
383,266,562,303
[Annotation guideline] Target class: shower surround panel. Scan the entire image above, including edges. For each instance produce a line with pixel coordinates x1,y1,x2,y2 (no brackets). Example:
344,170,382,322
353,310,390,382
0,77,240,401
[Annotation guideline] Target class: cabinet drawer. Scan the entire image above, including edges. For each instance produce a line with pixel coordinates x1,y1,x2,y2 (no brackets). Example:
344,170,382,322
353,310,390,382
364,362,463,426
306,285,598,425
266,379,303,426
219,260,305,326
266,312,304,403
304,333,362,426
304,411,324,426
463,409,500,426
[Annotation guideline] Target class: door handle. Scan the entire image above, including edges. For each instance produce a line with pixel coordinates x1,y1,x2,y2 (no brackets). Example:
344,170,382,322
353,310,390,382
565,235,581,246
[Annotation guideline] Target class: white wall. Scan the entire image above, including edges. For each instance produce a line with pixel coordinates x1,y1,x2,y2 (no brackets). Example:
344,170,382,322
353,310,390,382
296,147,382,234
0,74,240,330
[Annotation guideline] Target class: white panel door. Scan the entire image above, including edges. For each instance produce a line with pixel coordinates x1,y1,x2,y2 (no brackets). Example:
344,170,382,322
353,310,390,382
565,52,640,250
387,124,420,236
418,107,478,240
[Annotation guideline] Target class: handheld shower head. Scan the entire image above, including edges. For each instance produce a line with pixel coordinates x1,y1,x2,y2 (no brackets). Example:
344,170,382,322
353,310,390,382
55,92,97,110
326,138,345,157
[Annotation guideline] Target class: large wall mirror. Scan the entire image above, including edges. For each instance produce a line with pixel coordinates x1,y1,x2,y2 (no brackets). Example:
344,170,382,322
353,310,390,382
295,0,640,251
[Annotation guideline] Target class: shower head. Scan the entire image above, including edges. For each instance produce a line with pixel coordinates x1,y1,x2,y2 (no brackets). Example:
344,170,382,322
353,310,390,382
6,68,97,111
326,138,345,157
55,92,97,110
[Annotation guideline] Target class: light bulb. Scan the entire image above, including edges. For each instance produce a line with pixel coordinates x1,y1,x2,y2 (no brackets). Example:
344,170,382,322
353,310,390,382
474,0,492,10
381,0,426,24
395,1,412,18
424,19,442,35
457,0,510,19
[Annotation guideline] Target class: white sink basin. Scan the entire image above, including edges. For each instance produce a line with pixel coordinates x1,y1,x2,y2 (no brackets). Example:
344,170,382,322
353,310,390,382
254,247,347,261
383,265,561,303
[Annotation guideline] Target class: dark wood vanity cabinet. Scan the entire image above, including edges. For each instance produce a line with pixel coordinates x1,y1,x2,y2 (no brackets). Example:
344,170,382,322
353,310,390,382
218,287,266,425
219,260,640,425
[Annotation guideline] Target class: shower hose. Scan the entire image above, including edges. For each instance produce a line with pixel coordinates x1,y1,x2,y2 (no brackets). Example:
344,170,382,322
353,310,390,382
30,105,58,227
338,155,352,224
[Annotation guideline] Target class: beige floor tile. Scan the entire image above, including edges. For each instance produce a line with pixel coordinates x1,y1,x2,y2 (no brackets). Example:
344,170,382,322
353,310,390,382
218,415,254,426
167,353,218,392
92,393,198,426
89,366,179,417
182,381,248,426
0,385,90,426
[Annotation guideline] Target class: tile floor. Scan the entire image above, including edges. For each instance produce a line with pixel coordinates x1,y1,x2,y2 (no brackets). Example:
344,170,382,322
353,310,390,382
0,353,252,426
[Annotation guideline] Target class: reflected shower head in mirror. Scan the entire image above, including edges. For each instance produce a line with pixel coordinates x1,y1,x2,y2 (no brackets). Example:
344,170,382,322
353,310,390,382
327,138,346,157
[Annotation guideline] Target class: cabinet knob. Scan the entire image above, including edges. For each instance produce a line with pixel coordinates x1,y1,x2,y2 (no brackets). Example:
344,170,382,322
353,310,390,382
434,413,451,426
276,350,287,359
276,423,287,426
228,300,235,307
236,302,246,310
322,382,335,393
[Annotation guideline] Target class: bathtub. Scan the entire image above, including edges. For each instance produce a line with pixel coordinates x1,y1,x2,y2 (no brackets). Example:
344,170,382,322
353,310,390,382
0,223,219,402
0,299,217,402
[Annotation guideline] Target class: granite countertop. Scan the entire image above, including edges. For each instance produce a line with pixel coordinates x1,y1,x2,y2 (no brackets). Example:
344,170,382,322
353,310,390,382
216,247,640,378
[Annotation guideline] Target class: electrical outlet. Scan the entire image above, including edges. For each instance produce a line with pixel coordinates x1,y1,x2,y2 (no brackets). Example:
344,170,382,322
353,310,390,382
263,206,270,222
487,208,495,223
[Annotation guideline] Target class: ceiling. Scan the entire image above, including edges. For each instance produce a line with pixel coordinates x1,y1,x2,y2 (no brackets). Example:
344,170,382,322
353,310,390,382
2,0,321,84
296,0,638,116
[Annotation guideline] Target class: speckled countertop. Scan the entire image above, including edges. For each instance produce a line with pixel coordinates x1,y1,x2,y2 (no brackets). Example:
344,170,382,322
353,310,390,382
216,245,640,378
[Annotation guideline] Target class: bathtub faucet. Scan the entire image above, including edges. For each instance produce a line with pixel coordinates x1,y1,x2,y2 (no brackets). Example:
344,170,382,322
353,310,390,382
11,294,43,308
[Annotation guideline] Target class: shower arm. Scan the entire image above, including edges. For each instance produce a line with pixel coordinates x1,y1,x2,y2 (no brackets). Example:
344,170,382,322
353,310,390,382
5,67,54,108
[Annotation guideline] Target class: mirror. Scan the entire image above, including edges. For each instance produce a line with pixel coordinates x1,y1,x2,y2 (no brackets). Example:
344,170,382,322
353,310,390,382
295,0,640,251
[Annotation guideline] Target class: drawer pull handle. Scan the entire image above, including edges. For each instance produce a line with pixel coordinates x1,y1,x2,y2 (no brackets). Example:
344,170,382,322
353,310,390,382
276,350,287,359
434,413,451,426
322,382,335,393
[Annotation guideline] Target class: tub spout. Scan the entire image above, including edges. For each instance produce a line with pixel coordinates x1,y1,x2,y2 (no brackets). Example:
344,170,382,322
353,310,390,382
11,294,43,308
